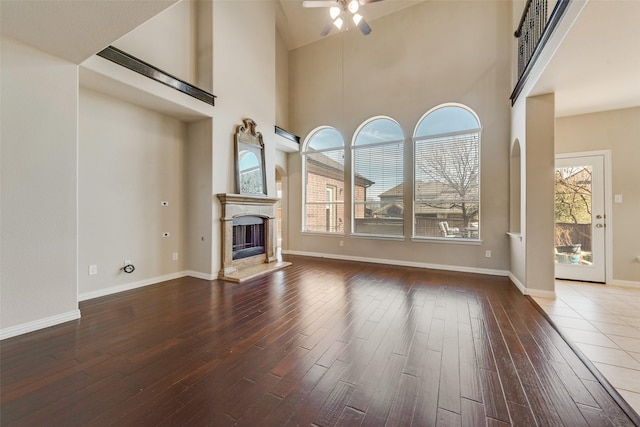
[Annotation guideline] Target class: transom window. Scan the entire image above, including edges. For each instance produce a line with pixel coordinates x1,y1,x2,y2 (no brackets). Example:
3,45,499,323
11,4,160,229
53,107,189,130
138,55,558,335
302,127,345,233
352,117,404,237
413,104,481,239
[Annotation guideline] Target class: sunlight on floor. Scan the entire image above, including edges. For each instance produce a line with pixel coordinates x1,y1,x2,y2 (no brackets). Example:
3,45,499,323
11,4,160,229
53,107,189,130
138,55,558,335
533,280,640,415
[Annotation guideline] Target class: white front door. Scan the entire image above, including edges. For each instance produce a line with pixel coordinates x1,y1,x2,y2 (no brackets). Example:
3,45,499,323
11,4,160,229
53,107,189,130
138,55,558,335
555,154,606,282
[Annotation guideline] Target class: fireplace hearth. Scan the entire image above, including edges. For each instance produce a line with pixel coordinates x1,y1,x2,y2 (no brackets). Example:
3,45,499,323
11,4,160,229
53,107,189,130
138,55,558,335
217,193,291,282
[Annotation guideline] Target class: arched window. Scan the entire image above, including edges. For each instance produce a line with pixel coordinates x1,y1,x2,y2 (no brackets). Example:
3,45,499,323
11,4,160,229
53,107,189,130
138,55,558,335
352,117,405,237
413,104,481,239
301,127,345,233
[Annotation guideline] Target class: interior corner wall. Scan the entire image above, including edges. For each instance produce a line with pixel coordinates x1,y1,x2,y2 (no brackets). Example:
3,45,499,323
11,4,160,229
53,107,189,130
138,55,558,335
524,93,556,293
195,0,213,93
556,107,640,283
211,1,277,275
509,99,527,288
1,36,79,332
275,150,289,251
186,119,214,276
275,29,289,130
112,0,196,85
78,88,187,298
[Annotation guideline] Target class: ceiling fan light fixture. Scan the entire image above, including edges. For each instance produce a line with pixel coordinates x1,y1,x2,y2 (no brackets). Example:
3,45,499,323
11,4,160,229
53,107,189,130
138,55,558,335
352,13,362,25
333,16,344,29
329,6,341,19
348,0,359,14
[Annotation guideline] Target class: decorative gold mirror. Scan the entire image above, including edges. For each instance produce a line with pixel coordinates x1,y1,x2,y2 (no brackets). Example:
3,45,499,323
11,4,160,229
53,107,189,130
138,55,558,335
235,118,267,196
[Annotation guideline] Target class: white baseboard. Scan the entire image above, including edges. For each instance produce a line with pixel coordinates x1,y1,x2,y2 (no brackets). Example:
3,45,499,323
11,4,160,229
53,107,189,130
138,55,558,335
609,279,640,288
508,272,556,298
78,271,189,301
1,309,81,340
525,288,556,298
185,270,216,281
3,271,216,340
509,273,527,294
285,250,509,277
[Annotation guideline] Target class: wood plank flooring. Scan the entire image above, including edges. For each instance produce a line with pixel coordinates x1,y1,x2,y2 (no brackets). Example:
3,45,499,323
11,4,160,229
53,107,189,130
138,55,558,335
1,255,637,426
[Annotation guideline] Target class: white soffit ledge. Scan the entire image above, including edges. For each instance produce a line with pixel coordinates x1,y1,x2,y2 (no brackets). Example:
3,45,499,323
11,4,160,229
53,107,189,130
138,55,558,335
274,133,300,153
80,55,214,122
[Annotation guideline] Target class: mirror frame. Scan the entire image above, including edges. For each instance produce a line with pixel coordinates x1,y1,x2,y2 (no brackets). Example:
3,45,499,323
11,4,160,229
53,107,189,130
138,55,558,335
235,118,267,196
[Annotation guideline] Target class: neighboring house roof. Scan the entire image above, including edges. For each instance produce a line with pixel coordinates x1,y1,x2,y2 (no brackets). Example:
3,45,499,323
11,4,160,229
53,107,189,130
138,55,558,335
379,181,477,216
372,203,404,217
306,150,375,187
380,181,477,200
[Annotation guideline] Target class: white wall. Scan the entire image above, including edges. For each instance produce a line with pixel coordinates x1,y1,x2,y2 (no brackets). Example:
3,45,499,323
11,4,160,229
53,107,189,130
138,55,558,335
557,107,640,284
113,0,196,84
1,36,79,336
78,89,187,299
186,118,214,277
509,99,527,289
524,94,555,294
211,1,277,275
287,1,512,274
509,93,556,295
275,28,289,130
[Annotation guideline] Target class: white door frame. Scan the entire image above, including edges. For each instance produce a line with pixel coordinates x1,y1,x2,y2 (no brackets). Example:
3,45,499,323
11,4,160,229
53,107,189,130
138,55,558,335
555,150,612,284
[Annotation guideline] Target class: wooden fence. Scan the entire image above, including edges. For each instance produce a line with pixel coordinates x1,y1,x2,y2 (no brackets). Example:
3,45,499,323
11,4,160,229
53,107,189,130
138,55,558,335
555,223,592,252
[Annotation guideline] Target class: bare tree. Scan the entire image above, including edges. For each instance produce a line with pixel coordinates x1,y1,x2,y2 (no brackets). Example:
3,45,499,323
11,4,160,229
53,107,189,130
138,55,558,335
554,166,592,246
416,134,479,226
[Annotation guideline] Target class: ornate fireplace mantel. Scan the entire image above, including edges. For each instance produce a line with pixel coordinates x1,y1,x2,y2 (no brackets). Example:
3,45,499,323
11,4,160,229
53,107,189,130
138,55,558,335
216,193,290,282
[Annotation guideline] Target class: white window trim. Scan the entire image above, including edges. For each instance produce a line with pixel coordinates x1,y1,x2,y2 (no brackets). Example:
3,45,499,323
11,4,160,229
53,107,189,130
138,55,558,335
301,126,345,234
412,104,482,241
351,116,405,238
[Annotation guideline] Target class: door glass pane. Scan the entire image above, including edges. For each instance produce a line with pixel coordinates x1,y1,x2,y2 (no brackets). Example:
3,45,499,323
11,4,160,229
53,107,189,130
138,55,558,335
554,165,592,266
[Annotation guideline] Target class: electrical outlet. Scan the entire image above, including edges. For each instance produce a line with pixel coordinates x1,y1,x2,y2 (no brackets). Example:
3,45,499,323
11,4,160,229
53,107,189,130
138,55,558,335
172,252,178,261
162,232,170,238
339,240,344,247
485,250,492,258
88,264,97,275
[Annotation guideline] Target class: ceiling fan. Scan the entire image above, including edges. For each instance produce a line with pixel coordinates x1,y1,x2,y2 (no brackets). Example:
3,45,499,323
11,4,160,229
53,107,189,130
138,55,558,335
302,0,382,37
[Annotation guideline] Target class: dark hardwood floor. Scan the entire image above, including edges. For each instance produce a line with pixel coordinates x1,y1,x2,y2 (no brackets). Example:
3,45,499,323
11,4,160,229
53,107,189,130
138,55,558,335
1,255,637,426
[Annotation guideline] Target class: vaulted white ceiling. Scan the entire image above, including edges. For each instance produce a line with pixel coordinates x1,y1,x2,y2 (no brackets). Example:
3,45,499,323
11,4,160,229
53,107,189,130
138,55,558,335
529,0,640,117
0,0,178,64
276,0,425,50
1,0,637,118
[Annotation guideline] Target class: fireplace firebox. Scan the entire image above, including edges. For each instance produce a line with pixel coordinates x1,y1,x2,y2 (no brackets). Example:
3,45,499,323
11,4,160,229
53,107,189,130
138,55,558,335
232,216,265,260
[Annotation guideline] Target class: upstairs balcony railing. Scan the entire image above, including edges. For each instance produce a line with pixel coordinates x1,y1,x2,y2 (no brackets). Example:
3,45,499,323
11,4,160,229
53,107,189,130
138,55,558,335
511,0,571,104
515,0,549,77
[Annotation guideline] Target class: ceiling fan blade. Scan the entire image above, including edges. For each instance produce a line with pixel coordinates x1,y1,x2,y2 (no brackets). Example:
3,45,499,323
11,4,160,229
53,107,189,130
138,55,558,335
356,17,372,35
302,1,337,8
320,22,334,37
359,0,384,4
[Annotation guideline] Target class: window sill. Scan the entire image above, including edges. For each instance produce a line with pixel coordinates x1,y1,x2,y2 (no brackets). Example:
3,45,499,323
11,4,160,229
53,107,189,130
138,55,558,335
301,231,345,237
351,233,405,242
411,237,483,245
507,232,523,241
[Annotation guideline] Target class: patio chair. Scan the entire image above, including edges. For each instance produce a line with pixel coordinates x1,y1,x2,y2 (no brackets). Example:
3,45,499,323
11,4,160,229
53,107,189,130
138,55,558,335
439,221,461,237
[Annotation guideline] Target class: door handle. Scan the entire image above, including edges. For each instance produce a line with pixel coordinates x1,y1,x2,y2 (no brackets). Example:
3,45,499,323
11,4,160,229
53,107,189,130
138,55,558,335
596,223,605,228
596,214,603,219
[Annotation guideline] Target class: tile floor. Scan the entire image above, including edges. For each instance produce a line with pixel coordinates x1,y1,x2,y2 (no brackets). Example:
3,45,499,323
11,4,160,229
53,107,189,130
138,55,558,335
533,280,640,415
